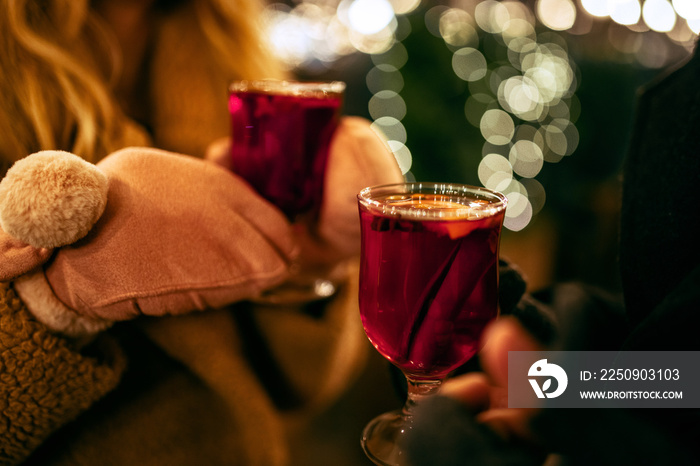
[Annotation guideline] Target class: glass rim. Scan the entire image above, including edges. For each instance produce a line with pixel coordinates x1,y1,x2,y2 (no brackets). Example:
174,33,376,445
229,79,346,97
357,182,508,221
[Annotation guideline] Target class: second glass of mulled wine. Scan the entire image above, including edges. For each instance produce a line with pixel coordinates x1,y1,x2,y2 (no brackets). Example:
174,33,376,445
357,182,508,466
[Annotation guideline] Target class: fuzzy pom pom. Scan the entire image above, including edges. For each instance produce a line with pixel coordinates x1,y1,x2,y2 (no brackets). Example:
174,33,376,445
0,151,109,248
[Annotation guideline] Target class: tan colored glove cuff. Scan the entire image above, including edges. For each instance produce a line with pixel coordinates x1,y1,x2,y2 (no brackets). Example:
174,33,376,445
0,282,126,465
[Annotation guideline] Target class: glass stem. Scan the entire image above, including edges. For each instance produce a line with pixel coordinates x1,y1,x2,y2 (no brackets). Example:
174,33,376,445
402,377,443,418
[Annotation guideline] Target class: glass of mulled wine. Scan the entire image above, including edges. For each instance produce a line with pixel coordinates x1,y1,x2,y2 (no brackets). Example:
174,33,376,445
357,182,508,465
229,79,345,303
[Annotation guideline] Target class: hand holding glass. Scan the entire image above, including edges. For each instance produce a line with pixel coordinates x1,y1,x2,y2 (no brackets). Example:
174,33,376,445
357,182,507,465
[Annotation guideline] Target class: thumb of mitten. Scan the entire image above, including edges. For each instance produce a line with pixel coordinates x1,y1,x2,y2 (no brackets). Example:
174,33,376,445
0,227,53,281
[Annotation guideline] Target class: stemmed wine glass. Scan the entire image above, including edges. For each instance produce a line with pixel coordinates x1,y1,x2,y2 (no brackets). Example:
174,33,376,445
229,79,346,303
357,182,508,465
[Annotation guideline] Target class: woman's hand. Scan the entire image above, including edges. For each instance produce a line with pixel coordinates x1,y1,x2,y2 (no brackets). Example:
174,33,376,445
403,316,549,466
206,116,404,278
440,316,543,444
5,147,297,337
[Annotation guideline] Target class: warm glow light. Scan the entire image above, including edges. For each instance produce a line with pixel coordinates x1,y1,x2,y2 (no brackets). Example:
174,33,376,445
503,187,533,232
348,0,395,35
326,16,358,57
389,0,421,15
480,109,515,145
536,0,577,31
503,0,536,24
266,7,312,67
474,0,511,34
265,2,359,68
610,0,642,26
371,42,409,69
544,125,568,158
581,0,609,17
515,124,543,153
689,19,700,34
366,64,405,94
262,0,698,233
500,1,537,43
499,75,544,121
371,116,407,144
509,140,544,178
435,3,582,230
479,153,514,192
387,140,413,174
643,0,677,32
368,90,407,120
348,26,395,54
440,8,479,48
673,0,700,21
542,118,579,160
452,47,488,82
502,18,537,44
666,19,697,44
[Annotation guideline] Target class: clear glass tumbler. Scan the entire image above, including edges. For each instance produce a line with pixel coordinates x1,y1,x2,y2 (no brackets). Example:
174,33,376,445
357,182,508,465
229,79,346,303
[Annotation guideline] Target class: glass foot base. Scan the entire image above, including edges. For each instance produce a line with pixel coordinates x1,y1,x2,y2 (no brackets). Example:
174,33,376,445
254,278,336,305
361,409,411,466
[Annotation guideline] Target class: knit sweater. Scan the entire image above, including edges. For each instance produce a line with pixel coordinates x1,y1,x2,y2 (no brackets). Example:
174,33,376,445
0,282,125,464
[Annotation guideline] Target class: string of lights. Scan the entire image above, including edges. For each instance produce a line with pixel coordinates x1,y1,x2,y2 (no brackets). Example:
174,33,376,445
263,0,697,230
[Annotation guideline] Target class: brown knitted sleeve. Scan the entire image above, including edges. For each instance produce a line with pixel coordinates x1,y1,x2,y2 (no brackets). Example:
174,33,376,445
0,282,126,465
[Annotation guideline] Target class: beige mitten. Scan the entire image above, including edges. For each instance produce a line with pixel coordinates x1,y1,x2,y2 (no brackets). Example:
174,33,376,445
0,148,296,337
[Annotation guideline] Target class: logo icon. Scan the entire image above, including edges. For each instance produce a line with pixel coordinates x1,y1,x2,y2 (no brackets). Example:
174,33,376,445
528,359,568,398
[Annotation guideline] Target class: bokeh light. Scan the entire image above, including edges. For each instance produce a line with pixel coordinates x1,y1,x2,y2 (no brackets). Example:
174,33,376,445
610,0,642,26
366,64,404,94
581,0,610,17
368,90,407,121
452,48,488,82
439,8,479,48
643,0,677,32
510,140,545,178
371,116,407,144
479,153,514,193
480,109,515,145
673,0,700,20
474,0,511,34
263,0,697,230
427,2,580,230
536,0,577,31
347,0,394,35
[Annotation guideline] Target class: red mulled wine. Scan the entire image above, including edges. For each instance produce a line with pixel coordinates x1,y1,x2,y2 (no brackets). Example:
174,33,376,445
358,185,507,380
229,80,344,220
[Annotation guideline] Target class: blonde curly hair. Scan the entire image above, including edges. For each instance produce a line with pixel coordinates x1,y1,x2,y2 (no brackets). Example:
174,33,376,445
0,0,284,172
